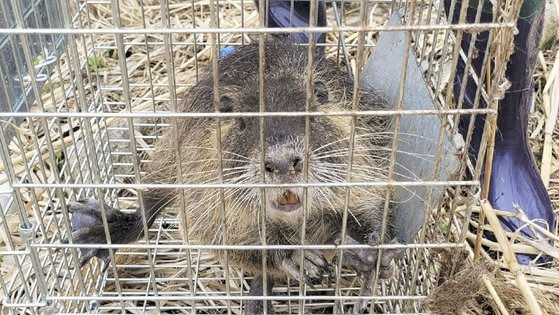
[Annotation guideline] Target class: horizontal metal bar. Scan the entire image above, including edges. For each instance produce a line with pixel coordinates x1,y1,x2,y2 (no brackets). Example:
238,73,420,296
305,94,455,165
93,307,425,315
99,83,193,89
0,250,30,255
83,0,406,4
34,242,465,250
94,41,375,49
0,22,514,35
46,294,427,302
12,180,479,189
0,108,495,118
3,302,47,307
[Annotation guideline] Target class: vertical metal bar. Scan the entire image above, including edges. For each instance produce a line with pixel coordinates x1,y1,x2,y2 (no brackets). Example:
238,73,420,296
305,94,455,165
415,0,426,41
208,0,232,313
443,0,471,114
289,0,295,26
51,44,87,200
419,0,437,59
191,0,200,82
159,1,198,313
69,0,97,200
240,0,245,46
332,0,368,312
332,1,353,79
425,1,447,82
257,0,269,313
138,1,158,123
0,253,14,313
433,0,461,98
298,0,319,313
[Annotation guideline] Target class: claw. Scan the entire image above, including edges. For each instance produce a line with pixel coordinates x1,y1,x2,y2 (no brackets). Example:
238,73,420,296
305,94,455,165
281,249,328,287
304,275,316,290
79,248,98,267
101,254,112,272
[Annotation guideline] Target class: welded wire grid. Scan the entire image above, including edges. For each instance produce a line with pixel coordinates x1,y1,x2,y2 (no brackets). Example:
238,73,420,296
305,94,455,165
0,0,523,314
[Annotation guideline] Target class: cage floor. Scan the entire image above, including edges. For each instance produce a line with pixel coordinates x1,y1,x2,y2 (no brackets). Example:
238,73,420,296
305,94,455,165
89,214,423,314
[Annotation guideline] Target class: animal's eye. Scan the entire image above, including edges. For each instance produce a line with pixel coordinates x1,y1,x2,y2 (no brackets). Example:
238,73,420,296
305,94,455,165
238,118,246,131
220,95,234,113
313,81,329,103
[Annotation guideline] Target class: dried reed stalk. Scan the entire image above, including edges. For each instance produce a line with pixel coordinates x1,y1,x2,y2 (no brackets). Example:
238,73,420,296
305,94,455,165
480,200,543,315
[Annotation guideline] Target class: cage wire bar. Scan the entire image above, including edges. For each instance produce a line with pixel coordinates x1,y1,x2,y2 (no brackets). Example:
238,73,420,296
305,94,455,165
0,0,523,314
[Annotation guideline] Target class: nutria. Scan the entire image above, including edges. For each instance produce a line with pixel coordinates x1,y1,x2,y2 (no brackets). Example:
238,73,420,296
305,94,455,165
67,37,402,314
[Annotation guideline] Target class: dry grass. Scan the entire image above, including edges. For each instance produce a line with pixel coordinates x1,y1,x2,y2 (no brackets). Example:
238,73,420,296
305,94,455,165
0,0,557,314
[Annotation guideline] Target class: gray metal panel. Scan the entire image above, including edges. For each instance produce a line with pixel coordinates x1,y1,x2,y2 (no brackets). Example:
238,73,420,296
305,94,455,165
362,12,462,243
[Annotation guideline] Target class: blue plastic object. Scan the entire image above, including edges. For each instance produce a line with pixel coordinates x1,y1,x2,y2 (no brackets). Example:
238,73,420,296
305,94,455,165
220,46,236,58
445,1,555,265
256,0,327,46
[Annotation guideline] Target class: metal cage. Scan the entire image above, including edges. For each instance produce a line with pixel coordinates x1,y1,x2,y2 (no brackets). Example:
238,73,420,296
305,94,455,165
0,0,523,314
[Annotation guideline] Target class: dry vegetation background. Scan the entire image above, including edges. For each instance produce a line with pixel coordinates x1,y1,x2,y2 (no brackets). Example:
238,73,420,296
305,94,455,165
0,0,557,313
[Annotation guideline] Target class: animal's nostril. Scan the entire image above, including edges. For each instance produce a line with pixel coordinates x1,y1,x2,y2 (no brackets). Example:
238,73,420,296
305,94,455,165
292,157,302,168
265,162,275,173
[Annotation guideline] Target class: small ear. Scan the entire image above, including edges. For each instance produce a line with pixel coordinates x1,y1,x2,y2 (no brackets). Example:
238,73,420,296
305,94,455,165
220,95,234,113
314,81,329,103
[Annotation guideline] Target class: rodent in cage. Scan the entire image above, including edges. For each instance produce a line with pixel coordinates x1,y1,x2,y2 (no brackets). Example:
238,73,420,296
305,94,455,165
2,0,554,314
67,36,403,314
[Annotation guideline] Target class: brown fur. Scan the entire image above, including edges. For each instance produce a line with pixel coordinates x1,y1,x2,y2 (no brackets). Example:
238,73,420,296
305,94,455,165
139,38,395,279
68,38,396,289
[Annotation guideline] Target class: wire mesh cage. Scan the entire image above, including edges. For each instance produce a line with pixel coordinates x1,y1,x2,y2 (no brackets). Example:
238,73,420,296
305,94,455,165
0,0,535,314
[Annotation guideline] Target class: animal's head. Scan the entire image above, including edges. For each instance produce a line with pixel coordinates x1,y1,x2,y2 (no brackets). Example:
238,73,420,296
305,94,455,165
216,74,345,219
181,39,391,224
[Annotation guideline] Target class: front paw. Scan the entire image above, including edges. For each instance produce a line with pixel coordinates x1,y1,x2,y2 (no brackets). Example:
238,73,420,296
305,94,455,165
281,249,328,288
337,235,403,279
342,236,404,314
368,237,404,280
64,198,139,267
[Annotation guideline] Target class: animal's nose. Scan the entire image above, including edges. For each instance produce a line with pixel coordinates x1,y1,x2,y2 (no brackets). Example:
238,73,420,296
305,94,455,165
264,156,303,175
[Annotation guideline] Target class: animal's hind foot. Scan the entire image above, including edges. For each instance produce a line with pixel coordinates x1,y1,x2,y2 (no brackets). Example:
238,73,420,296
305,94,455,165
64,198,139,267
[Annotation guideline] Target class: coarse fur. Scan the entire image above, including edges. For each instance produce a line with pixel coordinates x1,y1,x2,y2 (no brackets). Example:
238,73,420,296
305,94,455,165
68,37,399,312
143,37,394,278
